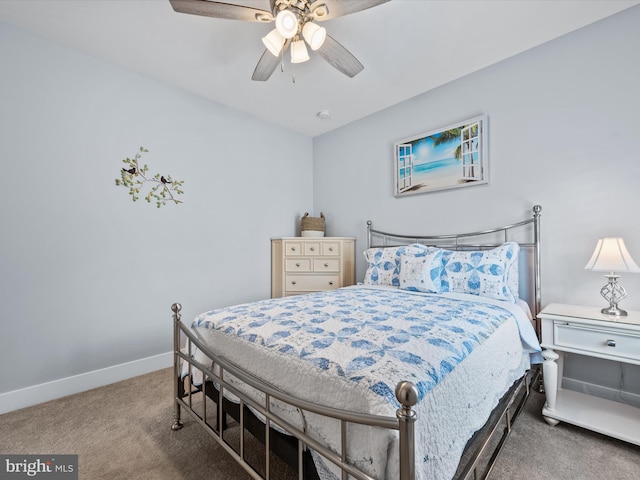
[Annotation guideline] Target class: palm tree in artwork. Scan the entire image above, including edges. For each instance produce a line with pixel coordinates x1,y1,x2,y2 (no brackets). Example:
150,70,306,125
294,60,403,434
433,128,463,159
433,123,480,180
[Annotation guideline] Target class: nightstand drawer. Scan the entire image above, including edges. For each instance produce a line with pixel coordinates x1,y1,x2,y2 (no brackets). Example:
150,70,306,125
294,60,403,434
554,322,640,362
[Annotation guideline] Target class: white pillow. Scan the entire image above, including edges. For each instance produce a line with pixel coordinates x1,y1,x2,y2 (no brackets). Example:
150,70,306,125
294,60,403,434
441,242,520,303
399,249,443,293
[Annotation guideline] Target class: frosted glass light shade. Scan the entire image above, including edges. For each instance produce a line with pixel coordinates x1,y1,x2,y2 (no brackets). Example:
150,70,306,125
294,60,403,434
302,22,326,50
275,9,298,39
291,39,309,63
262,29,285,56
585,237,640,272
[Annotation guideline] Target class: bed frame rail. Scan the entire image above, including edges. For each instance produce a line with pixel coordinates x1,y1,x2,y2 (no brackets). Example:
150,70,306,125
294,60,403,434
171,303,419,480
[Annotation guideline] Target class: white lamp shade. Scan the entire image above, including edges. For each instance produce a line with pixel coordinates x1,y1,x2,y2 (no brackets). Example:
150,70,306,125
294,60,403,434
302,22,326,50
584,237,640,272
262,29,285,56
275,9,298,39
290,39,309,63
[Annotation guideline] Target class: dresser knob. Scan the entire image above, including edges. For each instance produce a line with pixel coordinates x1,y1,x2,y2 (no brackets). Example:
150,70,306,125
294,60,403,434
606,339,616,347
324,263,329,267
329,247,334,252
291,281,296,285
296,263,300,267
329,281,334,285
310,247,315,251
291,247,296,251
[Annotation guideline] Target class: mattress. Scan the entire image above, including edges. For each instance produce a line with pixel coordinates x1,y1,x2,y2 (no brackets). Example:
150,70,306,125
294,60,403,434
186,285,541,480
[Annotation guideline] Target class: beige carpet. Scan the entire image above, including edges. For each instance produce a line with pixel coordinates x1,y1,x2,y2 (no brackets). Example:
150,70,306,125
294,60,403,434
0,368,638,479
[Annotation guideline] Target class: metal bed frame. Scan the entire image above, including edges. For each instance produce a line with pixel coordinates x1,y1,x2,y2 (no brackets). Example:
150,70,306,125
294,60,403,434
171,205,542,480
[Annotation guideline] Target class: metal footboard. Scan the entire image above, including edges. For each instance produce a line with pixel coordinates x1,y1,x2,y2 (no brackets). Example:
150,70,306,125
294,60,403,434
171,303,419,480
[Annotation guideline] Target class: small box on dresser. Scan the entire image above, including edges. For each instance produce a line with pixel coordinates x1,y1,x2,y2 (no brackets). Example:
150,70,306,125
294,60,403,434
271,237,355,298
538,303,640,446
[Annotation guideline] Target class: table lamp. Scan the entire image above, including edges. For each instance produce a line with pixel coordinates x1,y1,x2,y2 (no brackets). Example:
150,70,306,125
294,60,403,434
584,237,640,316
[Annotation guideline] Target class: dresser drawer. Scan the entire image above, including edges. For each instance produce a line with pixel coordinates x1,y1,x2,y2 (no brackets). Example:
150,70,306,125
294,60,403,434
554,321,640,362
285,274,340,292
313,258,340,272
284,241,302,256
285,258,311,272
303,242,321,256
322,242,340,256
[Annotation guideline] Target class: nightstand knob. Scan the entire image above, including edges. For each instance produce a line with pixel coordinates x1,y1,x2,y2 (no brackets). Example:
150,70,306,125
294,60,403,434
606,339,616,347
291,281,296,285
328,281,334,285
324,263,329,267
296,263,301,267
310,247,315,251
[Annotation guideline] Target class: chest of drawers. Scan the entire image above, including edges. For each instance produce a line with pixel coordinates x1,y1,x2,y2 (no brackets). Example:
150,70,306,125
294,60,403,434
271,237,355,298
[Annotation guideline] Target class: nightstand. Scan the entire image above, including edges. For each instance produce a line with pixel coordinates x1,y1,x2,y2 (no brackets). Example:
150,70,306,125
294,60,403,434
538,303,640,445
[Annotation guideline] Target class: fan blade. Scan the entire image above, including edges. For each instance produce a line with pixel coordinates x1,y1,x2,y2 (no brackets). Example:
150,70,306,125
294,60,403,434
252,48,283,81
309,0,389,21
169,0,274,22
316,35,364,78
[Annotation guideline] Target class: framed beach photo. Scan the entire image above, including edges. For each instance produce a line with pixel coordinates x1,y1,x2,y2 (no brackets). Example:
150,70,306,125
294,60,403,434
394,115,488,197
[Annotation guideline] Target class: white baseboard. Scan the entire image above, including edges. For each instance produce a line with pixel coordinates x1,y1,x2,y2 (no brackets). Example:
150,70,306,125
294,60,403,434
0,352,173,415
563,377,640,408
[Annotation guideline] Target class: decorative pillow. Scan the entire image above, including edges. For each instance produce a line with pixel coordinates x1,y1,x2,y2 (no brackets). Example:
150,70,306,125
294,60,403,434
440,242,520,303
399,249,443,293
363,244,431,286
507,254,520,300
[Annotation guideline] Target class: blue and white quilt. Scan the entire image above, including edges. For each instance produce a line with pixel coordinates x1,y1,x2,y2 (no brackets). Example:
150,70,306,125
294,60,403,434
189,285,540,480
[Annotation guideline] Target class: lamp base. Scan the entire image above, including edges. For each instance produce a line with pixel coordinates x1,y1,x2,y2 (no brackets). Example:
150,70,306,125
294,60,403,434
601,305,628,316
600,274,628,317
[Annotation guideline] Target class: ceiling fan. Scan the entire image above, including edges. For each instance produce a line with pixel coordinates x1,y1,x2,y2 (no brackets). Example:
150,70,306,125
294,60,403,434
168,0,390,81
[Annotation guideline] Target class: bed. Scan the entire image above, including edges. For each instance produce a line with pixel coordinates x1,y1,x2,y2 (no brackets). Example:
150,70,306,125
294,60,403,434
171,205,543,480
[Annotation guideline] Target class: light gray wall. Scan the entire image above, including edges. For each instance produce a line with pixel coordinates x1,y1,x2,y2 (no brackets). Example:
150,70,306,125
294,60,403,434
0,23,313,394
313,6,640,394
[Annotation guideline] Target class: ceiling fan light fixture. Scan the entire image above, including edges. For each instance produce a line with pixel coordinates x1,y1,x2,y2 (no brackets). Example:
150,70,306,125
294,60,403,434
302,22,326,50
291,38,310,64
275,9,299,39
262,29,285,56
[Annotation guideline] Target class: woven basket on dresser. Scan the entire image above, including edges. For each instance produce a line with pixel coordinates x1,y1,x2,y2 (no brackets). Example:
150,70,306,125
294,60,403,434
301,212,325,237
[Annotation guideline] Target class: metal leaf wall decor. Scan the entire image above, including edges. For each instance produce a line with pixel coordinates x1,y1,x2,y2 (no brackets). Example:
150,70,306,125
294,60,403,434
115,147,184,207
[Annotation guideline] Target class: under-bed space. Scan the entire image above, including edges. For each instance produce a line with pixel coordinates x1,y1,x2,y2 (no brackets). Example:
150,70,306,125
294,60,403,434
171,205,543,480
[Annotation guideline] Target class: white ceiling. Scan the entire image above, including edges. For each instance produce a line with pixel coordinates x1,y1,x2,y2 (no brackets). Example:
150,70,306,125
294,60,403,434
1,0,638,137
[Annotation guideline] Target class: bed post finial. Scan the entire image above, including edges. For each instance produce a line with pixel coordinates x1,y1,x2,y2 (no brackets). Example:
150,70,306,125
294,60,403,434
396,381,418,480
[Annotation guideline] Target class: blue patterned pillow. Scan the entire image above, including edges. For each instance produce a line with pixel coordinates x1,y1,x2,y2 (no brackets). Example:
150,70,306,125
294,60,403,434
441,242,520,302
363,244,431,286
399,249,443,293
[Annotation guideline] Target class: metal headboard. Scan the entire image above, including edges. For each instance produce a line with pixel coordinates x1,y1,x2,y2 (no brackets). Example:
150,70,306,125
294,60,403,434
366,205,542,337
